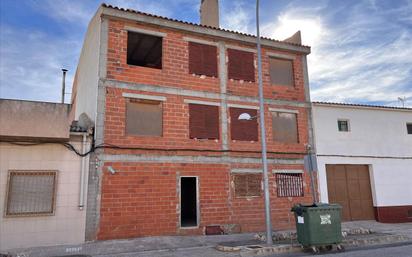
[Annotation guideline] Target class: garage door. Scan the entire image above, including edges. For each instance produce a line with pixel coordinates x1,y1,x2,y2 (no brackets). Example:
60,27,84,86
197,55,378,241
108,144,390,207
326,164,375,221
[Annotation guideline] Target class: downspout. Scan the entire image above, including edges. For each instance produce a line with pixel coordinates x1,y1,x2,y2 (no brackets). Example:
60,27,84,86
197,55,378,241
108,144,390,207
79,133,89,210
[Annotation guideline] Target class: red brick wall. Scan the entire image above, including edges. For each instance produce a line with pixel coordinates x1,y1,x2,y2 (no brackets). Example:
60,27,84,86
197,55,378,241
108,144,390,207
98,163,315,240
98,18,313,240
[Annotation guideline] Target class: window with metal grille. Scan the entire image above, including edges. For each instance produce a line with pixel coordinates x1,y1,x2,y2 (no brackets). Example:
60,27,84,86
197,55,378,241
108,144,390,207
230,107,258,141
407,123,412,134
126,99,163,136
127,31,162,69
272,112,299,143
233,174,262,197
337,119,349,132
276,173,303,197
227,48,255,82
5,171,57,216
188,42,218,77
189,104,219,139
269,58,294,87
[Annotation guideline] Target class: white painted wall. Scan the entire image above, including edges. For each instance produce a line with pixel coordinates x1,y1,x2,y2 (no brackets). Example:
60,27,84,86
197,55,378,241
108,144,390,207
312,104,412,207
0,139,89,250
73,10,101,122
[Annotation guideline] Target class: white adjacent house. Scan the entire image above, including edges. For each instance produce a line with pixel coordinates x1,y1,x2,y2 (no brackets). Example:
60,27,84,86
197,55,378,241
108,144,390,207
0,99,92,251
312,102,412,223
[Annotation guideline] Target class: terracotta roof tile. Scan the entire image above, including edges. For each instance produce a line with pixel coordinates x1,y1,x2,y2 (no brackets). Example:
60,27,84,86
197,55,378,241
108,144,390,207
313,101,412,111
101,3,310,49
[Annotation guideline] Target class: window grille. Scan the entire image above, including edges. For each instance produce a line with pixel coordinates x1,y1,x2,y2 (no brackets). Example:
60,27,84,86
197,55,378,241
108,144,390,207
276,173,303,197
5,171,57,216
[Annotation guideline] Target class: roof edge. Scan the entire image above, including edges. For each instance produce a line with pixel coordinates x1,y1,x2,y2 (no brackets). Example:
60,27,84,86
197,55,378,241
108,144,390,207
312,101,412,112
99,4,311,55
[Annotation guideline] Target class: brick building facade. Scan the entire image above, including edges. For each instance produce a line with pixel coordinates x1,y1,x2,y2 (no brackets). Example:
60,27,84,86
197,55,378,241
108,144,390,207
71,3,315,240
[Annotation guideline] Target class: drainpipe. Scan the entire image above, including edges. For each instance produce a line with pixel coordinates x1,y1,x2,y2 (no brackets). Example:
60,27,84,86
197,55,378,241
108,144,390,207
79,133,89,210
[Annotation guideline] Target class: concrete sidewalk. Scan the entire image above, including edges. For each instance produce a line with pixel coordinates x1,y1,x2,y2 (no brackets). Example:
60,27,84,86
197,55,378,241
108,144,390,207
2,221,412,257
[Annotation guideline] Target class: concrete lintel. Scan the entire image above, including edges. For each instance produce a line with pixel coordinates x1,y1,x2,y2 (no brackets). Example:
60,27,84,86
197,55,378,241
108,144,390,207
269,108,299,114
272,169,303,174
267,52,295,60
231,168,262,173
226,45,257,53
124,26,167,37
122,92,167,101
104,80,310,108
228,103,260,110
100,154,304,165
184,99,220,106
100,6,311,55
182,36,218,46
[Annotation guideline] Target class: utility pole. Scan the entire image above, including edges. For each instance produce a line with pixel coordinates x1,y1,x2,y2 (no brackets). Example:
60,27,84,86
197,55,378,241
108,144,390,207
256,0,273,246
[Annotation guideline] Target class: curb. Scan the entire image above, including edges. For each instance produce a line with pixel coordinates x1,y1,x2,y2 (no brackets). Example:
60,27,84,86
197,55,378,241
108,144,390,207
216,233,410,255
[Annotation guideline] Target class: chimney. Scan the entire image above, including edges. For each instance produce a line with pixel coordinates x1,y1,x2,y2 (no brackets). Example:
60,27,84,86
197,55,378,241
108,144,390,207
200,0,219,28
61,68,68,104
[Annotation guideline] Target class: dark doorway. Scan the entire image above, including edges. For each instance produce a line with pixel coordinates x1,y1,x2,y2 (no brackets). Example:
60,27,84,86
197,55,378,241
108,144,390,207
181,177,198,227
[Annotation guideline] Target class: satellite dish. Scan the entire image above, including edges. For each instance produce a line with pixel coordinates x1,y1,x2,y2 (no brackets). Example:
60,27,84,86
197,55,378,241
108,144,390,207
238,113,252,120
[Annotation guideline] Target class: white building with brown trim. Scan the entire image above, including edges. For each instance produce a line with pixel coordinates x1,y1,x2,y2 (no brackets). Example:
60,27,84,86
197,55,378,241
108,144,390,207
0,99,92,251
312,102,412,223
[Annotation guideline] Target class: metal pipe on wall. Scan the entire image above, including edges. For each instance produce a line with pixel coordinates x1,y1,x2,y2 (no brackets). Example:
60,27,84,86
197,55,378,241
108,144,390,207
79,133,88,210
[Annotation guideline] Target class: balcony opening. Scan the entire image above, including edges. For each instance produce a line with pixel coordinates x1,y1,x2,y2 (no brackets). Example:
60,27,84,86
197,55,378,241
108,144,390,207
127,31,162,69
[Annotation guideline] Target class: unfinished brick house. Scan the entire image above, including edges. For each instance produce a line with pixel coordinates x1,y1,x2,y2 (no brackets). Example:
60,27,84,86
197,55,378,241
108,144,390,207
71,1,315,240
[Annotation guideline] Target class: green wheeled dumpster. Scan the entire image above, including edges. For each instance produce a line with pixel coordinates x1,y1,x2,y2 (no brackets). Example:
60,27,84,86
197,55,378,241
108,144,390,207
291,203,344,253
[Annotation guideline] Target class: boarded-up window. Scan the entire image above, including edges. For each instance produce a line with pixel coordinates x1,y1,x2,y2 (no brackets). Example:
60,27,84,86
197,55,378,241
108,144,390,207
5,171,57,216
228,49,255,82
276,173,303,197
189,42,218,77
269,58,294,87
230,107,258,141
233,174,262,197
272,112,298,143
126,99,162,136
127,31,162,69
189,104,219,139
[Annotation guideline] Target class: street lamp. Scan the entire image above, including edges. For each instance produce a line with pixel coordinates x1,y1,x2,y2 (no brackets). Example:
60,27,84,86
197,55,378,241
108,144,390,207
236,0,273,246
256,0,272,245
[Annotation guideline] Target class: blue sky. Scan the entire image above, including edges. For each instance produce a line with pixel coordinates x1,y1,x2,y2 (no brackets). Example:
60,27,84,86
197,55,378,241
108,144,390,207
0,0,411,107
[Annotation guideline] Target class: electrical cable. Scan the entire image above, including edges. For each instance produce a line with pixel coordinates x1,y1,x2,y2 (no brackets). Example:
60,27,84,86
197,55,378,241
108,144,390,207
2,140,307,157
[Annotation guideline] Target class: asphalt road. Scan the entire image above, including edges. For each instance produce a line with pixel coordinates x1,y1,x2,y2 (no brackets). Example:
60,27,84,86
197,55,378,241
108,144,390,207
92,242,412,257
273,242,412,257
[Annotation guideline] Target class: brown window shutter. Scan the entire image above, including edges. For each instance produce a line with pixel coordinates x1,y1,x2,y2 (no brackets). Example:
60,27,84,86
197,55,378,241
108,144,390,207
189,104,219,139
228,49,255,82
272,112,298,143
189,42,218,77
230,107,258,141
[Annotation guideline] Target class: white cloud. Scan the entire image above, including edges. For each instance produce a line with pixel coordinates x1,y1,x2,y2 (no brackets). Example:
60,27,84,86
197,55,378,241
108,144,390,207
31,0,95,25
258,1,412,107
220,2,253,34
0,26,80,103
